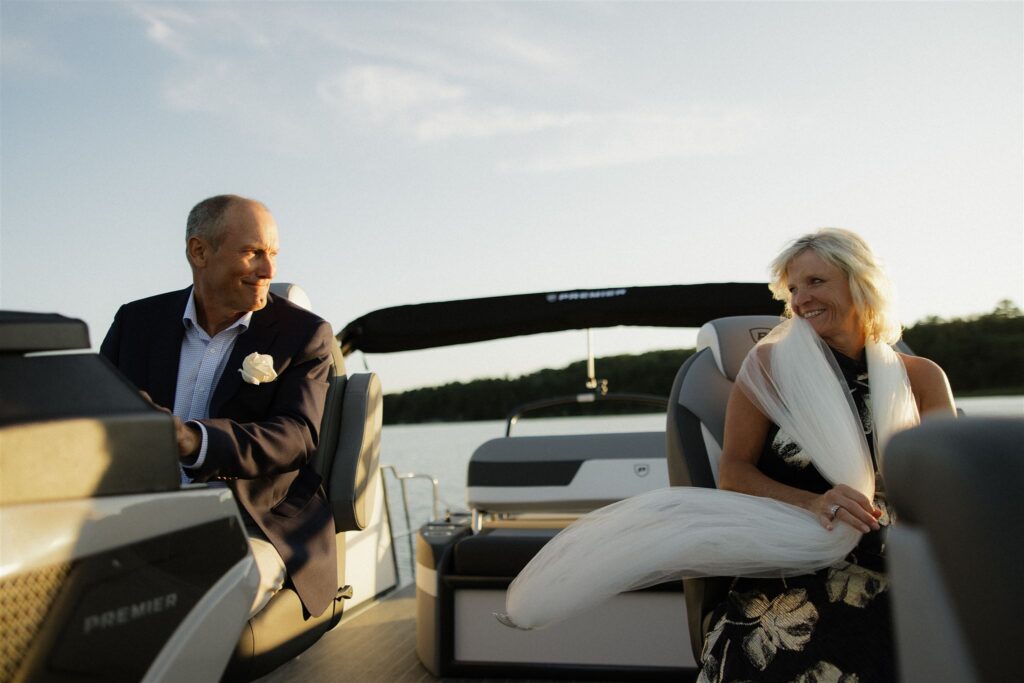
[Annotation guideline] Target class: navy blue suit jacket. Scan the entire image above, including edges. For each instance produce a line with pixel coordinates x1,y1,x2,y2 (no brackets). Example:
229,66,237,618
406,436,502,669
100,287,337,616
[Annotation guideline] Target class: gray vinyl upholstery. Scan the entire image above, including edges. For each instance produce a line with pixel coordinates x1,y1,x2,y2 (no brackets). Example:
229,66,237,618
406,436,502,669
322,373,383,531
665,315,781,660
467,431,666,513
0,311,90,352
270,283,379,532
225,284,382,682
269,282,313,313
884,417,1023,683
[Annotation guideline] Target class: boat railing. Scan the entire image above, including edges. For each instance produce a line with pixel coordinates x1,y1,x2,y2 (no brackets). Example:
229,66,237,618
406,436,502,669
380,464,463,580
382,464,442,523
504,392,668,436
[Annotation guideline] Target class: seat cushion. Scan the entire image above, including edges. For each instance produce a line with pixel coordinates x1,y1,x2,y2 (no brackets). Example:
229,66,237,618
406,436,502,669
453,529,558,577
451,529,684,594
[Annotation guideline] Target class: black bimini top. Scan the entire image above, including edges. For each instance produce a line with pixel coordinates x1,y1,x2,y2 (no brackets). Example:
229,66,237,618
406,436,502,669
338,283,782,355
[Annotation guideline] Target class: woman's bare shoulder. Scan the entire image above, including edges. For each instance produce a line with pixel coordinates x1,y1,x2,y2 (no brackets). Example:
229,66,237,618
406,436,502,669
898,353,946,384
898,352,956,416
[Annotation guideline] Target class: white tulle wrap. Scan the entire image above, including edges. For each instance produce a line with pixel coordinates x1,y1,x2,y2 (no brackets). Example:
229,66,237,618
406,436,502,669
499,318,919,630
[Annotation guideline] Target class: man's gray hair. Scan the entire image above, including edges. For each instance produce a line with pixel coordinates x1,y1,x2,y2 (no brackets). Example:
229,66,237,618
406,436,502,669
185,194,249,250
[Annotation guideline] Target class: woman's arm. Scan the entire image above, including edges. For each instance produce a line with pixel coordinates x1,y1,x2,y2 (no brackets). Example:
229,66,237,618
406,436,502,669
718,384,880,533
900,353,957,418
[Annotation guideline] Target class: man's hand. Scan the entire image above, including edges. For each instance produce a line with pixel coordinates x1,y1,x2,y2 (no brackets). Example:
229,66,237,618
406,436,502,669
139,390,201,460
172,416,201,460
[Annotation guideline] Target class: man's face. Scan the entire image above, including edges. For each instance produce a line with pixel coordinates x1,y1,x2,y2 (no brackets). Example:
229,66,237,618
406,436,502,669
193,201,279,318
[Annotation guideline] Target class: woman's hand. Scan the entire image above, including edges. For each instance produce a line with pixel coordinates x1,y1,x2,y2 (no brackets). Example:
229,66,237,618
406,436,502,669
813,484,881,532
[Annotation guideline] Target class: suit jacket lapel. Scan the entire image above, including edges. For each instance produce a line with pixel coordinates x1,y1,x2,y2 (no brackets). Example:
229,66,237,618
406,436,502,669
148,288,190,409
210,297,282,417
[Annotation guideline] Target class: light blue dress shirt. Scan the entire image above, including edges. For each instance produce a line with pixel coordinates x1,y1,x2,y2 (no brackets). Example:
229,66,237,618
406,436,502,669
174,290,253,483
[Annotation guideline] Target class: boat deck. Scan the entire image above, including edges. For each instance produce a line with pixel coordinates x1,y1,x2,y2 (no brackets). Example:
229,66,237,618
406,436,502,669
257,584,640,683
258,584,428,682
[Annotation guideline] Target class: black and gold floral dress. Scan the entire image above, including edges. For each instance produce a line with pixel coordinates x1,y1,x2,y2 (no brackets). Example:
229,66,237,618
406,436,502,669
697,349,894,683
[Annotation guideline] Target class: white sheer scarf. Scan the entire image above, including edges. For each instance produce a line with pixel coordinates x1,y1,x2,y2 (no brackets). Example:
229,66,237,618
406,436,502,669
498,317,919,630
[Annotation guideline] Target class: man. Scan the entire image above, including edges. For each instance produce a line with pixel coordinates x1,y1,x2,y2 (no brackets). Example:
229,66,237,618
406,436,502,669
101,195,337,618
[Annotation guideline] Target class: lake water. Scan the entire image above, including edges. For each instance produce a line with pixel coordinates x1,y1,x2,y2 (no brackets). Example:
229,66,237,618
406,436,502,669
379,396,1021,581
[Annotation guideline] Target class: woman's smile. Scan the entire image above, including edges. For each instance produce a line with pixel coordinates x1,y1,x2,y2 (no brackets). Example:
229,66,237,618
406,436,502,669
785,249,864,356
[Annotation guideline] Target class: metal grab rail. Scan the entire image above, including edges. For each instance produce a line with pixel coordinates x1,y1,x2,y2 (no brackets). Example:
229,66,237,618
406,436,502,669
504,392,669,436
380,465,446,578
382,465,442,523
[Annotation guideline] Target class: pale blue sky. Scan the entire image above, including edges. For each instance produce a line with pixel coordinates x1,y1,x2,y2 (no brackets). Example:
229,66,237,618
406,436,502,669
2,1,1021,391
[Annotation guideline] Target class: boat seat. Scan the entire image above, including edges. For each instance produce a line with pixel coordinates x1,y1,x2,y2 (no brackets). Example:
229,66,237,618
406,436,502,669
223,284,383,682
884,417,1023,683
449,528,688,597
467,431,668,514
665,314,782,661
452,528,559,577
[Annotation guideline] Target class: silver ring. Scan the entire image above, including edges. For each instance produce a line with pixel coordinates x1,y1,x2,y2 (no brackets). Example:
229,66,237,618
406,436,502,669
828,504,841,520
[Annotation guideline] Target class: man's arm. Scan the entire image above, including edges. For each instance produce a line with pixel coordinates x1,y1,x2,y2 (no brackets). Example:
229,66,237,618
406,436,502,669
101,303,203,469
186,320,334,481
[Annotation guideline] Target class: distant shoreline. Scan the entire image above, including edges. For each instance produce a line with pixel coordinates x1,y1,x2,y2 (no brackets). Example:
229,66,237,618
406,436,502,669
382,303,1023,425
954,387,1024,398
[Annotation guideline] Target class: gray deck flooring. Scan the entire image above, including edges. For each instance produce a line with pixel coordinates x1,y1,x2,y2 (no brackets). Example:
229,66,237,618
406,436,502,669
256,584,643,683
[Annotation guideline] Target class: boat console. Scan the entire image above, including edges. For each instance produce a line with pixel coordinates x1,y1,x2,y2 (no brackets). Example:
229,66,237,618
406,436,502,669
0,311,259,682
0,292,394,683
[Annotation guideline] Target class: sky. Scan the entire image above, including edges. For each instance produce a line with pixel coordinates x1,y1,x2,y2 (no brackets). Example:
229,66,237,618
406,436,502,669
2,1,1021,392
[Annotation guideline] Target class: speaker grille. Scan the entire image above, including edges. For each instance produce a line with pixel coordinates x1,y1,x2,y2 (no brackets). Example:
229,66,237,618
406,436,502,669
0,563,72,683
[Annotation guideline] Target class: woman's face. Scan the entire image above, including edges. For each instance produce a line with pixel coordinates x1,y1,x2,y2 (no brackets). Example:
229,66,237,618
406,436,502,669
785,249,862,344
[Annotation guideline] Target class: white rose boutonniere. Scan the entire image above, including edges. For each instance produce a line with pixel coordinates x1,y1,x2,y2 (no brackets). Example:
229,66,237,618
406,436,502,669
239,352,278,385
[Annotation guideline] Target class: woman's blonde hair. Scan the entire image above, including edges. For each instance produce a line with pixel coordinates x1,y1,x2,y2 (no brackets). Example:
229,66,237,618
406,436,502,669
769,228,902,344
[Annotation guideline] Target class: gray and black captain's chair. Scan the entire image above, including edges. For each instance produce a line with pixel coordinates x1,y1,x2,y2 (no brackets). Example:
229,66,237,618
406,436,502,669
884,417,1023,683
666,315,782,661
223,284,383,682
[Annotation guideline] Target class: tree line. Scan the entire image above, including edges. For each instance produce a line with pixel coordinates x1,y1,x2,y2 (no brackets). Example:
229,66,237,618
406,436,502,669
382,301,1023,424
900,299,1023,395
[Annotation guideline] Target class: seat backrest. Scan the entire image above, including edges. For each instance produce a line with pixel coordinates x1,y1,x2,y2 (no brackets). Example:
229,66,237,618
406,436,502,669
667,315,781,488
665,314,781,660
269,282,313,313
269,282,377,532
316,372,383,532
884,417,1023,683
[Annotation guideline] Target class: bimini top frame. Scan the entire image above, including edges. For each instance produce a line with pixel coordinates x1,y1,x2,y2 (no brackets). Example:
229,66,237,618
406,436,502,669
338,283,783,356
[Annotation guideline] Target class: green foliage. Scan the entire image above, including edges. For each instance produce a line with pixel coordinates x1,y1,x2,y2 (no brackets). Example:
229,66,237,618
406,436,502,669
383,349,693,424
383,301,1022,424
901,300,1023,394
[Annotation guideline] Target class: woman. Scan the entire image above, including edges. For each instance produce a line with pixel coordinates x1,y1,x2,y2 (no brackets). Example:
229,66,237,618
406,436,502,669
699,229,955,682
